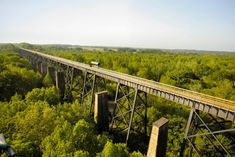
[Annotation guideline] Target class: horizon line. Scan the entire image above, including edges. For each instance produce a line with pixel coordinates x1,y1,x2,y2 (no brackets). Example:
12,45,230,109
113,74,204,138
1,42,235,53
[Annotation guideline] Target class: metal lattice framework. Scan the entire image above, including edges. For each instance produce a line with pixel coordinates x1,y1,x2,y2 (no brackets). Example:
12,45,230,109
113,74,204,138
180,108,235,157
111,83,147,143
81,71,96,111
64,66,74,101
81,71,107,112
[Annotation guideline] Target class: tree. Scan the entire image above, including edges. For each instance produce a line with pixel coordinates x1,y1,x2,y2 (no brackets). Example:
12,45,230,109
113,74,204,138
25,87,60,105
12,101,59,156
0,52,42,100
42,73,54,87
99,142,129,157
41,121,74,157
41,119,109,157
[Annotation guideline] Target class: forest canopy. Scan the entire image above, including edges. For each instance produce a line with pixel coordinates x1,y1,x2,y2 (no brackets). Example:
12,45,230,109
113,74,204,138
21,43,235,101
0,43,234,156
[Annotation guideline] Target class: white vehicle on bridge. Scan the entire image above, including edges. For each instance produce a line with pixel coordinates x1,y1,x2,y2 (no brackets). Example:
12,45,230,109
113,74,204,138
89,61,100,67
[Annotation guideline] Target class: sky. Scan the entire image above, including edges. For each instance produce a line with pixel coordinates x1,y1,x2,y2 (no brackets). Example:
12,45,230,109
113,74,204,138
0,0,235,51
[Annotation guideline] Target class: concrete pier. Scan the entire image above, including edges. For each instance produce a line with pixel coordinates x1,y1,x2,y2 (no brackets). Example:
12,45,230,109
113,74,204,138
147,117,169,157
94,91,109,133
56,71,65,99
36,61,41,72
41,63,47,77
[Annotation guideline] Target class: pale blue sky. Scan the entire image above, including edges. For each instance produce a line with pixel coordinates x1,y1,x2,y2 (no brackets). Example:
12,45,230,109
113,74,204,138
0,0,235,51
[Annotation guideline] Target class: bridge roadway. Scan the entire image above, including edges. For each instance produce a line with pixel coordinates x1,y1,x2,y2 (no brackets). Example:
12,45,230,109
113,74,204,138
19,48,235,122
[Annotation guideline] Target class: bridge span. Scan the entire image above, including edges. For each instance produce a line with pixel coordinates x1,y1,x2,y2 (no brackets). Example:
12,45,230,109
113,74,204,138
18,48,235,156
19,48,235,121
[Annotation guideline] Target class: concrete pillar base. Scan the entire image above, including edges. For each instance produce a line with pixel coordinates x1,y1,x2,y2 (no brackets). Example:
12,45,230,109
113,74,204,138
56,71,65,99
94,91,109,133
147,117,169,157
41,63,47,77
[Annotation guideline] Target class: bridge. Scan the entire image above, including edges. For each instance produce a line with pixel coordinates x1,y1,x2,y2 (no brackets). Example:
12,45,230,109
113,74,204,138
18,48,235,156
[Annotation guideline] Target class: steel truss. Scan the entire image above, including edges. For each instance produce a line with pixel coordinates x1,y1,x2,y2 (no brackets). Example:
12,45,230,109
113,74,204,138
70,70,84,100
27,56,37,71
29,56,41,72
180,108,235,157
81,71,106,113
24,53,85,103
63,66,74,101
31,58,39,71
110,83,147,144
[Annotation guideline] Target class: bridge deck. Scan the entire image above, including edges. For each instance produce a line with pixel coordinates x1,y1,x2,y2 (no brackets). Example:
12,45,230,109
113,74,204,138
19,48,235,122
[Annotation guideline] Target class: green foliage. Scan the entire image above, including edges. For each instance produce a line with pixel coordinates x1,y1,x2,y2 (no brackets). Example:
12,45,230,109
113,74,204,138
40,121,75,157
42,73,54,87
12,101,59,156
130,151,146,157
72,119,95,152
0,88,107,156
41,119,109,157
99,141,129,157
56,100,90,125
166,116,186,156
74,150,90,157
0,43,18,53
0,96,27,136
1,45,235,156
25,86,60,105
0,51,42,100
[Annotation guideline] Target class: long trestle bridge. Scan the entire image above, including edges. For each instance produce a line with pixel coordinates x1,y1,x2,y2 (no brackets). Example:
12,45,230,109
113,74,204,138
18,48,235,156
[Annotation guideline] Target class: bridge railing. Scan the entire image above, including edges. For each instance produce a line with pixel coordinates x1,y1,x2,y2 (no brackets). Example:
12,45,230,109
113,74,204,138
96,65,235,112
